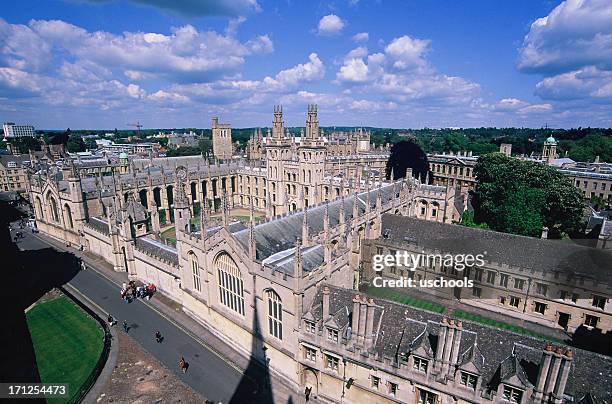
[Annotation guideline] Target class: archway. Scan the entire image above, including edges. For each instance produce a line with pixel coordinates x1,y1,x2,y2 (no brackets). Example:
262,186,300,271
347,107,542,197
64,204,74,229
139,189,148,209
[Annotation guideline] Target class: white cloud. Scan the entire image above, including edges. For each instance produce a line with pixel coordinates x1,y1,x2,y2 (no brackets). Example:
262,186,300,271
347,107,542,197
317,14,345,36
352,32,369,42
337,58,370,83
384,35,430,70
535,66,612,101
518,0,612,73
345,46,368,60
518,103,553,114
263,53,325,90
495,98,529,110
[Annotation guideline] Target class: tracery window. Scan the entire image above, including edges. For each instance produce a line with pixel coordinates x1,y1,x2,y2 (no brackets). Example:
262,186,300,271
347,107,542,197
216,253,244,315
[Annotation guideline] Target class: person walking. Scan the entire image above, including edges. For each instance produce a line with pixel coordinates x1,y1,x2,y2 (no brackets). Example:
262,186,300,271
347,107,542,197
155,331,162,343
179,357,188,373
123,320,129,333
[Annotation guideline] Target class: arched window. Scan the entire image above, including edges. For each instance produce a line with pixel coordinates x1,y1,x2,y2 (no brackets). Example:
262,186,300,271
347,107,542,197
189,252,201,292
48,194,59,222
266,290,283,340
64,204,74,229
216,253,244,315
35,197,44,219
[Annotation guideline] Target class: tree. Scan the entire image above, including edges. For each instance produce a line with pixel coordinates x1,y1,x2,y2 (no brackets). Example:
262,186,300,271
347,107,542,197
386,140,431,182
471,153,585,238
66,135,86,153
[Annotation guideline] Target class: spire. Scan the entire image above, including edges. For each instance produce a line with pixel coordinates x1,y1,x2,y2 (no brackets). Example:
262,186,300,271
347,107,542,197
249,197,256,260
302,203,309,246
339,194,346,226
199,199,207,242
390,166,395,181
352,187,359,219
294,237,302,288
221,190,229,227
323,201,330,241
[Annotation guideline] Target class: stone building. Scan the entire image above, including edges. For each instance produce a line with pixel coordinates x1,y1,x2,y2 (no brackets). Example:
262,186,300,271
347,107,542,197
25,105,612,403
212,116,233,160
362,214,612,333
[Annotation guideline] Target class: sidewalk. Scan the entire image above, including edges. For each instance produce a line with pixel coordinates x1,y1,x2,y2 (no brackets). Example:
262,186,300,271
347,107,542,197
33,231,306,404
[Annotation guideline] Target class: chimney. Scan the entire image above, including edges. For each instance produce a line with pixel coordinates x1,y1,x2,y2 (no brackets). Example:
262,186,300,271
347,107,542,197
358,296,368,345
544,346,563,396
441,319,455,376
435,318,448,371
533,342,554,403
552,349,573,404
364,298,375,349
541,226,549,239
448,320,463,377
322,286,330,321
352,295,361,341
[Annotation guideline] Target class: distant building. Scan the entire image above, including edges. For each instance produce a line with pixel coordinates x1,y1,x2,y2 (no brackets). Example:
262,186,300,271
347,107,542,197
212,117,233,160
0,154,31,192
167,131,199,149
2,122,35,138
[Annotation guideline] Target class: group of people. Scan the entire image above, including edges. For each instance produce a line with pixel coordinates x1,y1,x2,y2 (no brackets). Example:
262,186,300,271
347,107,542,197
107,314,189,375
120,280,156,303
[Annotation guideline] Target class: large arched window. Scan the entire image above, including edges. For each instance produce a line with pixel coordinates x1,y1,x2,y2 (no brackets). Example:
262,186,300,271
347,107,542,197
35,197,44,219
266,290,283,340
189,252,201,292
64,204,74,229
216,253,244,315
48,193,59,222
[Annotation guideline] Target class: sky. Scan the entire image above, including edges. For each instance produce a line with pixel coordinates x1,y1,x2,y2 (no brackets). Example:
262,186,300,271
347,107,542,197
0,0,611,129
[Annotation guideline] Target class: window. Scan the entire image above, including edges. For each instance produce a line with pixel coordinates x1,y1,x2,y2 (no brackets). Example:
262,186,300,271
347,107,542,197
472,287,482,298
327,328,339,342
559,290,567,300
486,271,496,284
371,376,380,389
304,346,317,362
536,283,548,297
592,295,606,310
413,356,428,373
500,274,509,288
499,296,506,305
534,302,547,314
376,246,383,255
266,290,283,340
502,386,523,403
216,253,245,315
418,390,437,404
460,372,478,390
514,278,525,290
585,314,599,328
509,296,521,308
326,354,339,371
571,293,579,303
305,320,316,333
474,268,483,282
190,253,201,292
388,382,398,396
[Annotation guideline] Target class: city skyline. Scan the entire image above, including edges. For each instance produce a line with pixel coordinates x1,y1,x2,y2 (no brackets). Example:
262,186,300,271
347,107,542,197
1,0,612,129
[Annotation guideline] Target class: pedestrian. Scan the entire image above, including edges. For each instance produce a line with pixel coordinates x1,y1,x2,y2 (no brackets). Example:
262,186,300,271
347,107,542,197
122,282,127,290
155,331,162,343
107,314,114,326
123,320,129,333
179,357,188,373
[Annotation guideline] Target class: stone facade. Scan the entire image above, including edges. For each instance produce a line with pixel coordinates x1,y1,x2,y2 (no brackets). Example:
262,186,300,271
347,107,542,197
212,117,233,160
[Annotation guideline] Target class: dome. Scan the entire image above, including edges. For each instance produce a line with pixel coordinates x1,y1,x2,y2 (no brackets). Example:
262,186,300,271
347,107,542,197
546,136,556,143
119,152,128,159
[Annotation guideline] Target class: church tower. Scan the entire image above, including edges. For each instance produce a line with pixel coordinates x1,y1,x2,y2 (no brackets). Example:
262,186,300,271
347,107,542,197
542,135,558,165
212,116,233,160
266,106,291,217
298,104,326,207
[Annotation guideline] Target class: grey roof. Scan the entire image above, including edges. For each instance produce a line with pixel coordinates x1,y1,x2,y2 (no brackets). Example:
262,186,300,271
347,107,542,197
379,214,612,284
134,237,179,266
306,285,612,401
87,216,109,235
233,182,400,262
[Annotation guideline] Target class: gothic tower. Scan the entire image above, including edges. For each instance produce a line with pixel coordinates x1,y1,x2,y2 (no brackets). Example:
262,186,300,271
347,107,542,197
266,106,291,216
298,104,326,208
212,116,233,160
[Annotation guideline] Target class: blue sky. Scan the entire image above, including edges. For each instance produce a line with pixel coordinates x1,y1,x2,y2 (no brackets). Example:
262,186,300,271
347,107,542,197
1,0,611,129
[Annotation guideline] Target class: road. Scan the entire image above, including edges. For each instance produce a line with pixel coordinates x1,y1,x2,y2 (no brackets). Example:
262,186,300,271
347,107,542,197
16,226,260,404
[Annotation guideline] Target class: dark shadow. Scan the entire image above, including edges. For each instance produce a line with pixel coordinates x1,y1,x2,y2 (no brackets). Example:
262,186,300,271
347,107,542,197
229,292,274,404
571,325,612,356
0,200,82,398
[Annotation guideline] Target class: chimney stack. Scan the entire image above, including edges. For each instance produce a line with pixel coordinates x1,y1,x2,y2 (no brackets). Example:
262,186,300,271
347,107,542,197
322,286,330,321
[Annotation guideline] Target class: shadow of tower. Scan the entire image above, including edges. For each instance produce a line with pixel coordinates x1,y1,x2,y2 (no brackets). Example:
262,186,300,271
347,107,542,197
0,200,82,402
229,289,274,404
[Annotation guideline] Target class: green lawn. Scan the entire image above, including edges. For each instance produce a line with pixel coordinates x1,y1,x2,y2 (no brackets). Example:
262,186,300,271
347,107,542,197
26,296,105,404
160,226,177,244
453,310,565,343
365,287,446,313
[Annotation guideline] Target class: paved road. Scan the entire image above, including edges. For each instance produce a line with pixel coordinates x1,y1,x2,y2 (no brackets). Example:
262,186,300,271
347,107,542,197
16,227,259,404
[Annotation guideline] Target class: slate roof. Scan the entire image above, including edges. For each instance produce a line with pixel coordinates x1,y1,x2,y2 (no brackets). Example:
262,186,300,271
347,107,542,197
379,214,612,284
305,285,612,402
134,237,179,266
233,182,400,264
87,216,109,235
